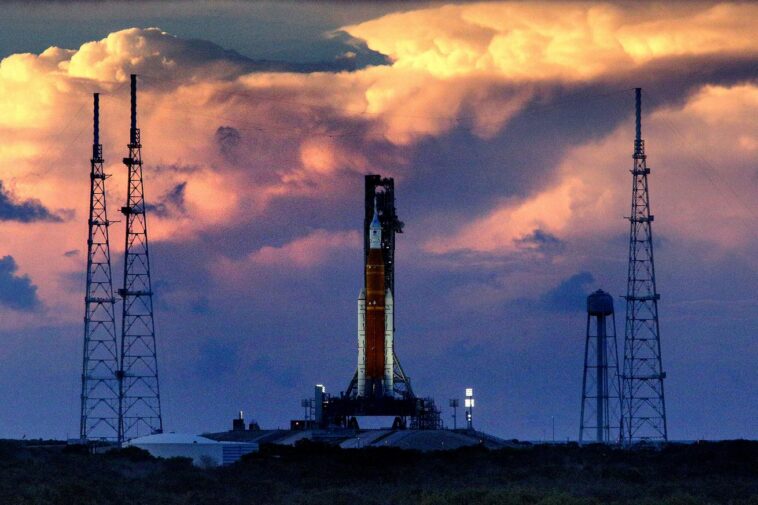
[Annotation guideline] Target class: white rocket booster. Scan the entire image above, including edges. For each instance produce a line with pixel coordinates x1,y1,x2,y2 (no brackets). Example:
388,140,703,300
356,286,395,398
357,287,366,395
356,199,395,398
384,289,394,395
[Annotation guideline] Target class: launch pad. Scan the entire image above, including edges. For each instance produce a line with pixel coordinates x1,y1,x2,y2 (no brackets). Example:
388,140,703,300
314,385,442,430
316,175,441,430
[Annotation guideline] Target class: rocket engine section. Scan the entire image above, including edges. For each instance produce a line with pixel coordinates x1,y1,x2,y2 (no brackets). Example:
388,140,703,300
357,201,394,398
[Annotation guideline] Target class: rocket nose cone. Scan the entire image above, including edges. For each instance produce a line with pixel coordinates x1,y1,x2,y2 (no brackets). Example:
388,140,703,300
358,288,366,300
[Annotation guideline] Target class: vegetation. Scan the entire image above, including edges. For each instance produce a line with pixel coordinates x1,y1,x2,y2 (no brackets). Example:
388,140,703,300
0,439,755,504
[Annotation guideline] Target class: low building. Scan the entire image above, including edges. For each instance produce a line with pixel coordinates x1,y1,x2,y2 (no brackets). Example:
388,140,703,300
127,433,257,466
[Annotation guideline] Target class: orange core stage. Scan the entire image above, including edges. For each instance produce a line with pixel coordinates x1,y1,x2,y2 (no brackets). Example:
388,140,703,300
364,247,386,391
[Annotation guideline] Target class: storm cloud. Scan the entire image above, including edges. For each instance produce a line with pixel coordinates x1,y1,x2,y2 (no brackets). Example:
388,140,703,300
541,271,596,313
0,256,41,311
0,182,62,223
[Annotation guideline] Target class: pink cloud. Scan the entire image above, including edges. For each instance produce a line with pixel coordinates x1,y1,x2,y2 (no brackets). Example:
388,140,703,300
247,229,361,268
425,83,758,267
212,229,361,292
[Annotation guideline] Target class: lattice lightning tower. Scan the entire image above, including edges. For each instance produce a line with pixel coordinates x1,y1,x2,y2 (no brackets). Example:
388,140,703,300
80,93,120,441
620,88,668,443
117,74,163,442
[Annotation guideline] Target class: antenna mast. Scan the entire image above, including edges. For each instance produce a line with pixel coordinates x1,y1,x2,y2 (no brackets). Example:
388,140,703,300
620,88,668,443
117,74,163,443
80,93,120,442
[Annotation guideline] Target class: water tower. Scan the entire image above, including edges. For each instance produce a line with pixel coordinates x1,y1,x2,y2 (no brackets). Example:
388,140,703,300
580,290,621,443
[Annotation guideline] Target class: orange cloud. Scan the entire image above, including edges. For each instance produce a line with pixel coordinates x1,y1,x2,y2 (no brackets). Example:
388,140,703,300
427,83,758,263
346,2,758,80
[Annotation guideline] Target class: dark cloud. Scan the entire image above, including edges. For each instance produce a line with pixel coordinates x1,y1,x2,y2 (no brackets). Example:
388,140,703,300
191,296,210,315
135,30,391,91
209,30,390,74
325,30,391,70
0,256,41,311
515,229,566,255
0,182,63,223
541,271,596,313
196,340,240,381
153,163,202,175
62,249,78,257
145,182,187,217
215,126,242,162
225,30,390,73
249,356,302,389
404,86,633,221
604,54,758,109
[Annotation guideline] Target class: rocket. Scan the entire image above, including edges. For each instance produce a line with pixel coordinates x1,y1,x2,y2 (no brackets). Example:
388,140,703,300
357,199,394,398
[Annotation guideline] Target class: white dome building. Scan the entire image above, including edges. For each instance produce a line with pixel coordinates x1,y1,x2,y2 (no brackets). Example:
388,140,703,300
127,433,257,467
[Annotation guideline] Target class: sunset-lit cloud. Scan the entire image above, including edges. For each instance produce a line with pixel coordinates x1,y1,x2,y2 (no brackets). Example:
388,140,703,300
211,229,362,300
427,83,757,261
224,229,360,271
347,2,758,80
0,1,754,325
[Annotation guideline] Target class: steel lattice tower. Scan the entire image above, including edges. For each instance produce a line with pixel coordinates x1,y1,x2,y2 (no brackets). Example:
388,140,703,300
117,74,163,442
580,290,621,444
80,93,120,441
620,88,667,443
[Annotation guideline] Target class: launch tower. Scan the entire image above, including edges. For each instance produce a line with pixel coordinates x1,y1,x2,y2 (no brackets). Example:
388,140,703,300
620,88,667,443
80,93,120,441
117,74,163,442
346,175,413,400
319,175,439,429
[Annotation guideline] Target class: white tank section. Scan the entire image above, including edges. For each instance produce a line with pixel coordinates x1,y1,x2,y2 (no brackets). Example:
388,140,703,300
384,289,394,394
357,287,366,396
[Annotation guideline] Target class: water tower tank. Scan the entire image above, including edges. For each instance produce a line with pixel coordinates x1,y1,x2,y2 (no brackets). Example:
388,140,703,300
580,288,621,444
587,289,614,316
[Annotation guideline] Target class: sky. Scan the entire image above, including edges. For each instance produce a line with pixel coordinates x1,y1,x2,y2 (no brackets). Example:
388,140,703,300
0,1,755,441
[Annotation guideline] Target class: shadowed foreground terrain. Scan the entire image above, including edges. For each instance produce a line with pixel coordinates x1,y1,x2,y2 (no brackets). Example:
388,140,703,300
0,439,755,504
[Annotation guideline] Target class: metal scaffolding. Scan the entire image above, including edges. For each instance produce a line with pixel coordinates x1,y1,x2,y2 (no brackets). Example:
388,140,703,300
80,93,120,442
620,88,668,444
117,74,163,442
